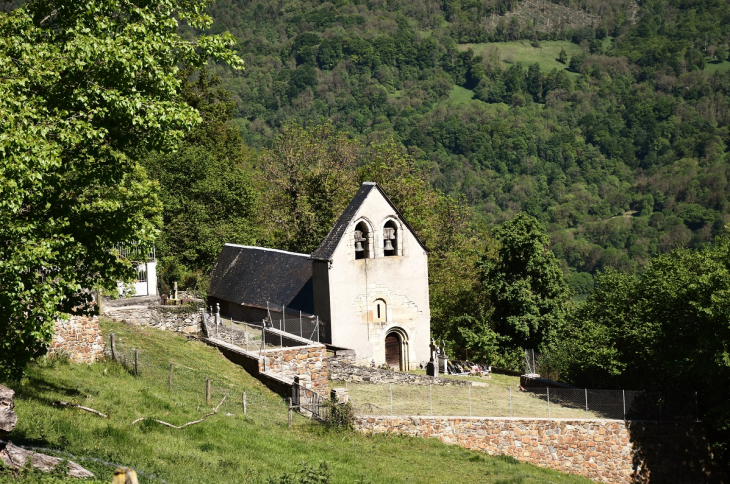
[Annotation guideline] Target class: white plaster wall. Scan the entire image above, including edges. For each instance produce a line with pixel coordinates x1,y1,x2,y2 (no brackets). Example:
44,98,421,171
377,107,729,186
320,189,430,368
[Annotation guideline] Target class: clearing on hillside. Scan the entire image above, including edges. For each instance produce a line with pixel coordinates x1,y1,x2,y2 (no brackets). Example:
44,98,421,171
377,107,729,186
459,40,583,75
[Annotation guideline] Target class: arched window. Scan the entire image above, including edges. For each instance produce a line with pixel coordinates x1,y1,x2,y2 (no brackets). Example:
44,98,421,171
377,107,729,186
373,298,387,322
354,221,371,260
383,220,398,257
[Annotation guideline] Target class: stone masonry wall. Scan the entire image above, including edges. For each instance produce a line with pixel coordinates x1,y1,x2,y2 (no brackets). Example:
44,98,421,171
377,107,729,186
354,416,715,484
262,346,328,395
329,356,472,386
49,315,105,363
105,306,201,334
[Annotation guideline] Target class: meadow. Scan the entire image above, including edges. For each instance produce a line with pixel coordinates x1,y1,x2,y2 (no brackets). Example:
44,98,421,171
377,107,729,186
457,40,584,75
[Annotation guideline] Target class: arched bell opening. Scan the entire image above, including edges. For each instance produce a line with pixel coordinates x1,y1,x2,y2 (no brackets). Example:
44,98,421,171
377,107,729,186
383,220,398,257
354,220,372,260
384,328,409,371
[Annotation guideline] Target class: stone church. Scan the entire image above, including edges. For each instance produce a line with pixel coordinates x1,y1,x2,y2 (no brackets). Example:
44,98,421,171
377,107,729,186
208,182,430,370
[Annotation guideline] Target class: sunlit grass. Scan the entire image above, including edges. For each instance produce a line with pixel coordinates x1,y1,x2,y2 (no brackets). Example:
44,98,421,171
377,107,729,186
2,319,590,483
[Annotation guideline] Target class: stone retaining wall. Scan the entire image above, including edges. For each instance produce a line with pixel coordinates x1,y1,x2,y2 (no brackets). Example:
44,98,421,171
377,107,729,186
105,305,201,334
262,346,329,395
329,357,472,386
49,315,105,363
354,416,716,483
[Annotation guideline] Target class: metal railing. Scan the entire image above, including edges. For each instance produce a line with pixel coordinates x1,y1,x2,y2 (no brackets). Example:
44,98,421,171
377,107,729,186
343,381,699,421
266,301,321,343
292,383,329,422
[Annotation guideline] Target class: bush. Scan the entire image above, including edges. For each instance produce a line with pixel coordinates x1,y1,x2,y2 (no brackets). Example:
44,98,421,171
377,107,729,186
266,461,331,484
324,396,355,431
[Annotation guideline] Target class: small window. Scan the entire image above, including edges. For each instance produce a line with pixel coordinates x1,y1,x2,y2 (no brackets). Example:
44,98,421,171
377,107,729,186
354,221,371,260
373,299,387,322
383,220,397,256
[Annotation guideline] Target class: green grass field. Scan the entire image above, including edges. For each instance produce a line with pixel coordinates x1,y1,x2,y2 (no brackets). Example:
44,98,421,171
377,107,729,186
458,40,583,75
1,320,591,483
341,371,608,420
705,59,730,74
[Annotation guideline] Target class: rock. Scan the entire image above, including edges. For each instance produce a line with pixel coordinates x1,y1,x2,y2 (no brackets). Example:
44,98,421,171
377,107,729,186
0,385,17,438
0,442,95,478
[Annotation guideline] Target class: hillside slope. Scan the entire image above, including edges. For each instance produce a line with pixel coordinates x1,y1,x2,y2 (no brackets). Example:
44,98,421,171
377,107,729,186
195,0,730,283
1,320,590,483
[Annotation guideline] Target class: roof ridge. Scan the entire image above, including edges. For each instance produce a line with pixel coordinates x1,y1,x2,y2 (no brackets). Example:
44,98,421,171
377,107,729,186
224,244,309,258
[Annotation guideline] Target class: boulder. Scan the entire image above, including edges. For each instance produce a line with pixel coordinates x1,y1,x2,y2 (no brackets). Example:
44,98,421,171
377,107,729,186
0,385,17,438
0,443,95,478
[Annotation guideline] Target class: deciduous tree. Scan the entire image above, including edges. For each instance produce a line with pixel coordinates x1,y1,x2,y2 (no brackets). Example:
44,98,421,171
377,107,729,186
0,0,242,380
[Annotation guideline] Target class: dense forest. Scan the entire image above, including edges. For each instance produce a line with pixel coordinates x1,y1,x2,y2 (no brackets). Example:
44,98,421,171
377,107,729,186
185,0,730,295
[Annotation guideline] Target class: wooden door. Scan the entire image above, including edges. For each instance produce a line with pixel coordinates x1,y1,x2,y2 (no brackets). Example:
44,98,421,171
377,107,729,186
385,333,400,369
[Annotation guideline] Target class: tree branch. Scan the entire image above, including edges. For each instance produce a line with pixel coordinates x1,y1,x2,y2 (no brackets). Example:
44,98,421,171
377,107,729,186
52,401,108,418
130,396,226,429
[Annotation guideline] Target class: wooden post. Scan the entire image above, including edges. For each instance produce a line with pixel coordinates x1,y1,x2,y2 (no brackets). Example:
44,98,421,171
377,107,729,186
242,392,247,415
206,378,211,405
110,333,116,362
134,349,139,377
168,364,173,392
288,398,293,429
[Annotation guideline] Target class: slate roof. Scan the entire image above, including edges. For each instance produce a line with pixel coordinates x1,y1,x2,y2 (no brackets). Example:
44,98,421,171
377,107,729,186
208,244,314,313
310,182,428,261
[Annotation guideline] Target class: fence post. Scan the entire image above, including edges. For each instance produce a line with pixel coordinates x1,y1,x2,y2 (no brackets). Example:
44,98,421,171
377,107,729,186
206,378,211,405
316,316,320,343
623,390,626,420
243,391,247,415
509,386,512,417
429,383,433,416
230,318,234,345
288,398,293,429
216,303,220,340
299,311,303,338
168,364,173,392
110,333,116,362
468,385,471,417
390,383,393,417
134,349,139,377
546,387,550,418
585,388,588,418
279,309,283,349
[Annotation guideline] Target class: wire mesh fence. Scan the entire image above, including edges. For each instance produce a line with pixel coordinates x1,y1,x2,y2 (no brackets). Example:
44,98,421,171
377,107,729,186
213,316,282,354
266,302,321,343
342,381,699,421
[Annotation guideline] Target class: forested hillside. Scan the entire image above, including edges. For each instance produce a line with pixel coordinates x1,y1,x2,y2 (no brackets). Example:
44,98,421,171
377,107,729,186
198,0,730,291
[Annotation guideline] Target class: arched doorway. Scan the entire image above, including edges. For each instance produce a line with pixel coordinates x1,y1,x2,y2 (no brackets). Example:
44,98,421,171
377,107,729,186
384,328,409,371
385,333,400,369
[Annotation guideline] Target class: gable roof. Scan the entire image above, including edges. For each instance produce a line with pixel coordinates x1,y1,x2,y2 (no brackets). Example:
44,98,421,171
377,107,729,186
208,244,314,313
310,182,428,261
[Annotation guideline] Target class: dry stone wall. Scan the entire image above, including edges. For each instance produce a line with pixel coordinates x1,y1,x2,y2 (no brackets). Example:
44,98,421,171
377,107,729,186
354,416,715,483
262,346,329,394
49,315,105,363
329,357,472,386
105,305,201,334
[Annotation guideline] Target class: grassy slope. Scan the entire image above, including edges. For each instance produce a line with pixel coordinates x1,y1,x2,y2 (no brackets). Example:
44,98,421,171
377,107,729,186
1,320,591,484
458,40,583,76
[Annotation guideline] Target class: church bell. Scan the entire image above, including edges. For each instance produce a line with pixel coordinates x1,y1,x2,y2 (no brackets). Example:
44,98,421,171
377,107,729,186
354,230,366,252
384,239,394,251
